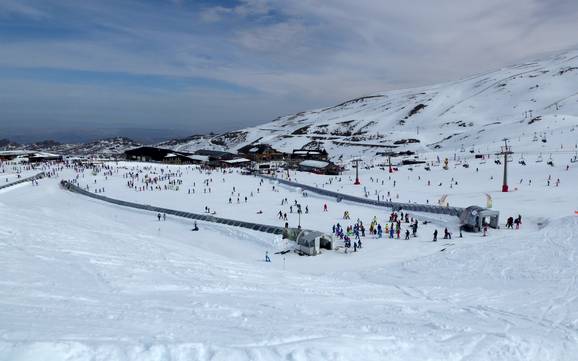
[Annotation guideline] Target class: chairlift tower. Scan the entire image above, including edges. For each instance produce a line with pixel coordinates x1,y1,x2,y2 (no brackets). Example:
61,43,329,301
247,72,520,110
498,138,513,192
352,158,361,185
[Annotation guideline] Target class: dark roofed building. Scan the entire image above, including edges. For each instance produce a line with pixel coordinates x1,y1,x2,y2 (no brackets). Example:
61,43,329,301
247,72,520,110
297,160,342,175
194,149,236,166
28,152,63,162
194,149,236,159
291,148,329,161
238,144,286,162
125,147,193,163
125,147,175,162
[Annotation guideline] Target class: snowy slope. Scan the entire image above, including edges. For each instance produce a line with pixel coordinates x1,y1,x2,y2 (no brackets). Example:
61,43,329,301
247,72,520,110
169,49,578,160
1,163,578,361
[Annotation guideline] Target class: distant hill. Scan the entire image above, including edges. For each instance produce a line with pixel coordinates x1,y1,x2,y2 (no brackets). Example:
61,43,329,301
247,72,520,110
0,137,142,157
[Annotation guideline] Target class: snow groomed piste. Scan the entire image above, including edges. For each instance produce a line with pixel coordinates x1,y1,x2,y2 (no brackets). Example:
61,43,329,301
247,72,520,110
258,173,500,229
60,180,334,255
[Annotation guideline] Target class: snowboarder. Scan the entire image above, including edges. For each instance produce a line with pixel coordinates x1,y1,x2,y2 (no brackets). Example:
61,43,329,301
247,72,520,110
433,229,438,242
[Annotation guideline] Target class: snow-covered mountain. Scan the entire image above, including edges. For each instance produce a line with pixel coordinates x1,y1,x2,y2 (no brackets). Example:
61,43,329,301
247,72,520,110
0,137,142,156
168,49,578,160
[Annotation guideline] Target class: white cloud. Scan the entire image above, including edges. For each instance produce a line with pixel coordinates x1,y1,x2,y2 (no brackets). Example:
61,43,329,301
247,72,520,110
0,0,46,19
2,0,578,134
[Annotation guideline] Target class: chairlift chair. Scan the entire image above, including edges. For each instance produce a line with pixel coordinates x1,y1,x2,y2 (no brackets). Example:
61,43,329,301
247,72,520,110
536,153,543,163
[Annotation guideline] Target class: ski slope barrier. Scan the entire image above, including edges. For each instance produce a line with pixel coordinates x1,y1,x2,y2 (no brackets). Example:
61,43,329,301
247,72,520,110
257,174,465,217
0,172,45,192
58,180,336,242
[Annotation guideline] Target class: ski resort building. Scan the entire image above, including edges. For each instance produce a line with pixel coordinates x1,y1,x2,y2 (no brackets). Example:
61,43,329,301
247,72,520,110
0,150,34,161
28,152,63,162
0,150,62,162
221,157,251,168
297,160,342,175
163,153,195,164
125,146,184,162
237,144,286,162
291,149,329,161
294,230,334,256
460,206,500,232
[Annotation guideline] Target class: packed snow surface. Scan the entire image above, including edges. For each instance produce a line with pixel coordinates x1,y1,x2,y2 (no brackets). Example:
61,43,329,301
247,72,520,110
1,154,578,360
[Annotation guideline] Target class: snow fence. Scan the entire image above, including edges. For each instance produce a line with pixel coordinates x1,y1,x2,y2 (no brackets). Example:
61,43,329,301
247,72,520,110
59,181,333,254
0,172,45,191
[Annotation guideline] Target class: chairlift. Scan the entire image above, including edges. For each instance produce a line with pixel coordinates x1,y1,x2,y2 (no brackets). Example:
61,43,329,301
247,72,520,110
571,152,578,163
536,153,543,163
547,154,554,167
493,153,502,164
541,134,547,143
532,133,538,142
460,144,465,152
518,153,526,166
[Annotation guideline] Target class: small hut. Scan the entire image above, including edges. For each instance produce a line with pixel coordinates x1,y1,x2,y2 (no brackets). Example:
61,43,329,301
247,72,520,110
294,230,334,256
460,206,500,232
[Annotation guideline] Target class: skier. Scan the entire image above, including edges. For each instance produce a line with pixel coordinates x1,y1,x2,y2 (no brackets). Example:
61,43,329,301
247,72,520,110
405,229,410,240
157,213,161,221
433,229,438,242
265,251,271,262
323,203,328,212
192,222,199,231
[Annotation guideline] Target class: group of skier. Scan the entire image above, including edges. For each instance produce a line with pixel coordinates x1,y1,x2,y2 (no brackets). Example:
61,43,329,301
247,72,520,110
505,215,522,229
331,210,423,252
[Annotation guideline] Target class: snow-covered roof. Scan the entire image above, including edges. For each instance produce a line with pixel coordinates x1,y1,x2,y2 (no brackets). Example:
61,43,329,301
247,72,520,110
299,160,329,168
30,152,61,158
188,155,209,162
0,150,35,156
164,153,178,158
224,158,251,164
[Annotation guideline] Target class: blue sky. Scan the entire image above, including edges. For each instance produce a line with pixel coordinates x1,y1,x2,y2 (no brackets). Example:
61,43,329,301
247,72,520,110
1,0,578,143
